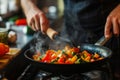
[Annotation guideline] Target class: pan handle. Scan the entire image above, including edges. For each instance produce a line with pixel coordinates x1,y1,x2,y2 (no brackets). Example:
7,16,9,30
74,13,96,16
46,27,112,46
46,27,58,40
95,36,112,46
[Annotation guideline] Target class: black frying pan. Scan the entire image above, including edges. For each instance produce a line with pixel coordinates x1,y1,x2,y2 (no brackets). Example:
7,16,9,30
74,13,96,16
24,44,112,74
24,28,112,74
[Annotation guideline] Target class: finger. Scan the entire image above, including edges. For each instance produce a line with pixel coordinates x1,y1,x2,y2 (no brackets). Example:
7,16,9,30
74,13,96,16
34,15,40,31
31,19,37,31
31,23,36,31
43,20,49,31
28,18,34,28
40,21,47,34
105,17,112,38
27,10,35,26
112,17,119,37
27,18,32,27
39,16,49,34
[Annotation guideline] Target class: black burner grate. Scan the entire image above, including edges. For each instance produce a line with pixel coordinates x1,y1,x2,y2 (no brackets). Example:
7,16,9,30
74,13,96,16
17,63,113,80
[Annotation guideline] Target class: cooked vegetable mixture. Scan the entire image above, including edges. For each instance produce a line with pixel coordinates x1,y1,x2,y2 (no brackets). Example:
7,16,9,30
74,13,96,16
33,46,103,64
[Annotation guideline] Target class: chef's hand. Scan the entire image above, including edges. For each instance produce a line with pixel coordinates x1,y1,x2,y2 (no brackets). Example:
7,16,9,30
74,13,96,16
26,6,49,34
105,4,120,38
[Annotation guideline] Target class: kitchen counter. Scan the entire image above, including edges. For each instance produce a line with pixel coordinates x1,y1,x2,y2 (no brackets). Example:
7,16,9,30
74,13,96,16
0,26,34,71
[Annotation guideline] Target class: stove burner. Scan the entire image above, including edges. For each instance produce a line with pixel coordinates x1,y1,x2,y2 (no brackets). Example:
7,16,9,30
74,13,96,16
60,74,74,79
17,62,113,80
35,72,92,80
60,74,92,80
35,70,52,80
34,70,110,80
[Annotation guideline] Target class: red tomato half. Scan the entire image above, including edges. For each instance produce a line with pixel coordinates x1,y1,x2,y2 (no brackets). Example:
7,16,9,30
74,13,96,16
0,43,9,57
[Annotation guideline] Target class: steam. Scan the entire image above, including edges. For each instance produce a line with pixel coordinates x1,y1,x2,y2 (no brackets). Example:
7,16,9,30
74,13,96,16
30,32,72,54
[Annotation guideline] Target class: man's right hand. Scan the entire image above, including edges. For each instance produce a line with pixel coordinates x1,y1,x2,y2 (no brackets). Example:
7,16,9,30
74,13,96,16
26,7,50,34
21,0,50,34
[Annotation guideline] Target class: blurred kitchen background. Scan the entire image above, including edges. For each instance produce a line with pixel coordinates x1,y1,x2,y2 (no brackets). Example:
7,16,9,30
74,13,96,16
0,0,64,34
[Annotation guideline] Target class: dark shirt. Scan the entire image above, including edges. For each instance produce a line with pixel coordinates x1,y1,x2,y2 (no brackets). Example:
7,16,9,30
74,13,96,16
63,0,119,44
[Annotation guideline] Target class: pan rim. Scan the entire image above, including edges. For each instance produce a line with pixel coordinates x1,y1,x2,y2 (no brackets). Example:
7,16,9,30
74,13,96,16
24,43,112,65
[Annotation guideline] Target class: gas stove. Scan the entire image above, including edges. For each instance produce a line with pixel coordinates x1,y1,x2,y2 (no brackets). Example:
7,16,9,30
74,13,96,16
17,63,112,80
0,36,114,80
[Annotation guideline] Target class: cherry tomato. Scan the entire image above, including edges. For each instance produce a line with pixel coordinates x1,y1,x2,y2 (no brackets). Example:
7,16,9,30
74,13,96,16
15,19,27,26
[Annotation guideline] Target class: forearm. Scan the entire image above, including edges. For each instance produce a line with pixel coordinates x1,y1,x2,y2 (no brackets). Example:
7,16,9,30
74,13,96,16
21,0,39,17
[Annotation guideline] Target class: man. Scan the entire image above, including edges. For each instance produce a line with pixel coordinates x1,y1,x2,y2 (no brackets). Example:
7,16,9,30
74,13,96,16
21,0,120,79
